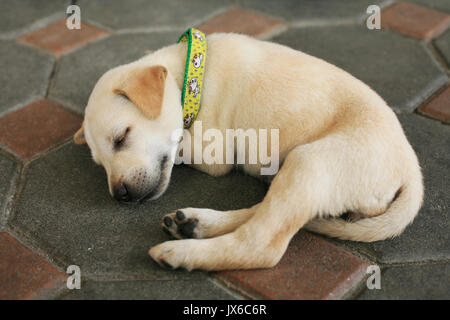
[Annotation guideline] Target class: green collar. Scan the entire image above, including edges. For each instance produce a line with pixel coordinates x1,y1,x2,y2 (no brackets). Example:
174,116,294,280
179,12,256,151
177,28,207,128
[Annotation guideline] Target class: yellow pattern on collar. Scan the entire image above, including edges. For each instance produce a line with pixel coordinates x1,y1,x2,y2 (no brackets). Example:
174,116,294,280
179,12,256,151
177,28,207,128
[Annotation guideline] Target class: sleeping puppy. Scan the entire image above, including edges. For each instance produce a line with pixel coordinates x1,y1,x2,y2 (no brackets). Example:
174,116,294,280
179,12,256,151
73,33,423,271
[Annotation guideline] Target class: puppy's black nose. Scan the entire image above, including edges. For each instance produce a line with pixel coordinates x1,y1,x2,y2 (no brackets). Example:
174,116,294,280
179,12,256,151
114,183,131,202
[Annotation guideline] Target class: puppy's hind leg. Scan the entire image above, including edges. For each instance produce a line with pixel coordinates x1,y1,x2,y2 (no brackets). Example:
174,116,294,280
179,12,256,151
149,144,327,271
161,205,259,239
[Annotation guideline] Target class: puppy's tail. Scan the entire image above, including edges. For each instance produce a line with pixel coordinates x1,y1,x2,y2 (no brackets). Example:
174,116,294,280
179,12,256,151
304,174,424,242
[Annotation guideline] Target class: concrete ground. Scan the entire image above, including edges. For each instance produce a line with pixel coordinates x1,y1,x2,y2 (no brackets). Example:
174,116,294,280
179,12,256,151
0,0,449,300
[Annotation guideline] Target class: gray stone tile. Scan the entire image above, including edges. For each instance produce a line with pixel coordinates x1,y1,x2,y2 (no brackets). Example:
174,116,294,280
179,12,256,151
0,40,54,115
0,0,68,38
9,143,267,280
435,29,450,67
0,151,20,229
61,279,237,299
339,114,450,264
358,262,450,299
48,32,180,114
78,0,232,31
271,25,448,112
238,0,390,22
408,0,450,13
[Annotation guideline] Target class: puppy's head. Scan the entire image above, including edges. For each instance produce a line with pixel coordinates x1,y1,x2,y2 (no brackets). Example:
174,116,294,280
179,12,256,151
74,64,183,203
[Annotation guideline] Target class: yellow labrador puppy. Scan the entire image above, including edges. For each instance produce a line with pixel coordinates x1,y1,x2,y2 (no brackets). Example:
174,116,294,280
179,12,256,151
74,33,423,271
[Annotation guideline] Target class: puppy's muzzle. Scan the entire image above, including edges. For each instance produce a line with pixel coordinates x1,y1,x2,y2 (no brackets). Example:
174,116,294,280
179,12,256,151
112,156,169,203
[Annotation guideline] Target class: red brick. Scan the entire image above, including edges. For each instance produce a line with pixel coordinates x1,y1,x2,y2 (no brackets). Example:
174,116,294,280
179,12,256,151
197,7,285,38
0,232,66,299
217,231,370,300
419,85,450,123
0,99,82,159
381,2,450,39
19,19,108,56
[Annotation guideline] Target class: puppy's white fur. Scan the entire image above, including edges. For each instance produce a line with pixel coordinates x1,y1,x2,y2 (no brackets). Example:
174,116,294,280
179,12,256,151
75,33,423,271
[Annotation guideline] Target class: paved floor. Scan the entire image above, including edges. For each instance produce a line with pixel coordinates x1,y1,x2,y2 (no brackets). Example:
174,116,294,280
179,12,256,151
0,0,449,300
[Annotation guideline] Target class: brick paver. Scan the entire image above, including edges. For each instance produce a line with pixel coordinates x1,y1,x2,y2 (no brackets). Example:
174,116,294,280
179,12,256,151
197,7,285,38
19,19,108,56
0,40,53,115
408,0,450,14
0,99,82,159
381,2,450,39
0,232,66,299
419,85,450,123
218,231,369,299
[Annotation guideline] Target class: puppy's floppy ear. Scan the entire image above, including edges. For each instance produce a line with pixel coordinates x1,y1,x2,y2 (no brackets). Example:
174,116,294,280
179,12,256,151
74,121,86,145
113,65,168,119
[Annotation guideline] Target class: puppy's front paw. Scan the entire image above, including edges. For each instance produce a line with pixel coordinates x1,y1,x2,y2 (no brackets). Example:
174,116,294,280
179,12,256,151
149,240,195,271
162,209,200,239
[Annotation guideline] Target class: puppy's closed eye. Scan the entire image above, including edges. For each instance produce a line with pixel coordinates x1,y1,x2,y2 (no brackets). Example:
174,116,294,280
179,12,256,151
118,92,130,101
113,127,131,150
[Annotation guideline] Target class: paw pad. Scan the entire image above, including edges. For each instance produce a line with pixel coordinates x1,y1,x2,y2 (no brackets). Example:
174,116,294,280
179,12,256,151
162,210,199,239
176,210,185,221
163,216,173,227
178,219,198,238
